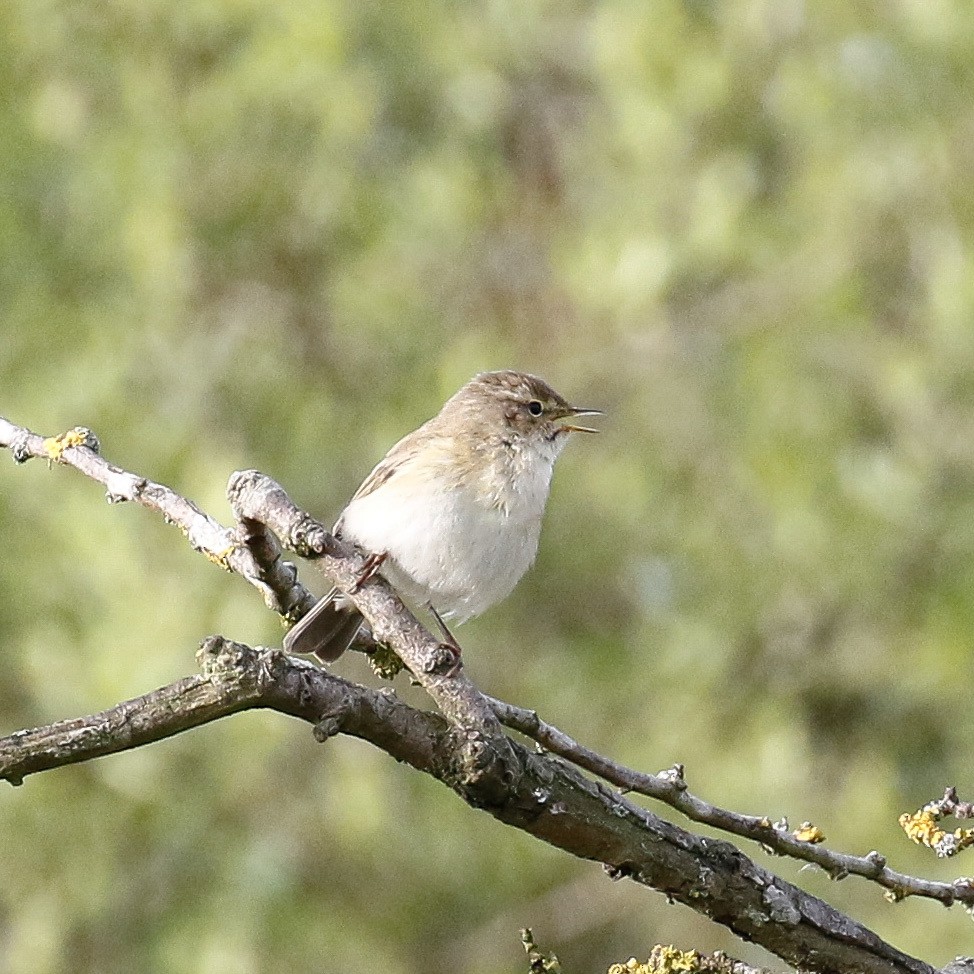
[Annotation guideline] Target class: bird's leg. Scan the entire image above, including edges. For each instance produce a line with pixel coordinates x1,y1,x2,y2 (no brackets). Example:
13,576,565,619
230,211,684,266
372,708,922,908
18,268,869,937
428,602,461,647
426,602,463,677
352,550,388,592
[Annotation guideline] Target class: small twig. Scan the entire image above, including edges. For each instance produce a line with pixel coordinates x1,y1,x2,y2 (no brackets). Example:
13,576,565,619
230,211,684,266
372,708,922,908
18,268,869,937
521,928,562,973
232,507,319,622
900,788,974,859
0,417,311,618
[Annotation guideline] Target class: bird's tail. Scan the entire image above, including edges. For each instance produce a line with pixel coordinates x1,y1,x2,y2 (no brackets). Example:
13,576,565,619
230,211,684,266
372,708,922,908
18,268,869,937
283,588,363,662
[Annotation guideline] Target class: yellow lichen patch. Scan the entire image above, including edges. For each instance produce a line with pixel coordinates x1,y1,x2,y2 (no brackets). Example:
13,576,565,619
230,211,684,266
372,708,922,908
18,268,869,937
43,426,96,462
899,809,974,858
651,946,704,973
205,541,240,571
900,809,945,849
793,822,826,844
606,945,750,974
609,945,712,974
608,959,652,974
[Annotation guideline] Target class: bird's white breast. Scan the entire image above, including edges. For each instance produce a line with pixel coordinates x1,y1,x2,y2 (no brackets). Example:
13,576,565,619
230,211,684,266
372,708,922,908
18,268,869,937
338,434,566,623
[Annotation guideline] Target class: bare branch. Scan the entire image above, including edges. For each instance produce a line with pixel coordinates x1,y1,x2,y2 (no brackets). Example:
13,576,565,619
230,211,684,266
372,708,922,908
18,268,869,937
0,638,268,784
226,468,510,742
0,417,508,743
2,413,969,970
0,416,311,618
489,697,974,909
0,637,937,974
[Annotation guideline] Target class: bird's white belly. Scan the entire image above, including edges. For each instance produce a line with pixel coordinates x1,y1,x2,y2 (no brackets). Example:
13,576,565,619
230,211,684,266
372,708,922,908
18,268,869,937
339,458,553,623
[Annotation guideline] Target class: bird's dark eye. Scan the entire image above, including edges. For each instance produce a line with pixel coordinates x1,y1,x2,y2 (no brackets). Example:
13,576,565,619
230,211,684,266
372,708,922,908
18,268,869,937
527,399,543,417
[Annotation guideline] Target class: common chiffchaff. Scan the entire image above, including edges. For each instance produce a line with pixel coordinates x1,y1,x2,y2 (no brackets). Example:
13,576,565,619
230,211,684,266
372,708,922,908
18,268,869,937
283,370,600,662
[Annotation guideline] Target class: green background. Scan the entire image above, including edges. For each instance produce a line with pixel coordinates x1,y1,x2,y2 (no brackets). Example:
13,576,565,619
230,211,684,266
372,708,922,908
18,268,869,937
3,0,974,971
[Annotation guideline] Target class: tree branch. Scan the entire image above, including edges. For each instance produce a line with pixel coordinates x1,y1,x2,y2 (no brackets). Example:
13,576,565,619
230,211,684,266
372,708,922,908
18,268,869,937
0,637,938,974
0,417,311,618
0,640,263,785
0,418,507,743
225,468,510,744
488,697,974,909
1,414,967,973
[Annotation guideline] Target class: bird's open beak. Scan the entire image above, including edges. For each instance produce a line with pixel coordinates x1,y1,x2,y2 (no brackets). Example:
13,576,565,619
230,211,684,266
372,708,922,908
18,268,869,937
559,406,602,434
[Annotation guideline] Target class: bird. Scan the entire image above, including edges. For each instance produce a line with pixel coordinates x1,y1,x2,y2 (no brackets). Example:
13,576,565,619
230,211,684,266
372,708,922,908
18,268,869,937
283,369,600,664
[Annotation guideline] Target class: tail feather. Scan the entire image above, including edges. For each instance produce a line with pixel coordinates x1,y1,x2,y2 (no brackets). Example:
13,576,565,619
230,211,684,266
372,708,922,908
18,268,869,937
283,589,363,662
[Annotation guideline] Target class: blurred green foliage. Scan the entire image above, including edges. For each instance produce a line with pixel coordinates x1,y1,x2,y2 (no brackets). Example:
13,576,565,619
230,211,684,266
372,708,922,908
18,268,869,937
4,0,974,971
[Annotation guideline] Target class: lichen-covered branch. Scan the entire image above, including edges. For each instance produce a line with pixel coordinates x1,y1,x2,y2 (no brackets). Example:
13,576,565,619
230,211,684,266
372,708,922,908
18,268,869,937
900,788,974,859
607,943,775,974
0,637,937,974
0,413,969,972
0,417,311,618
488,697,974,909
226,468,509,740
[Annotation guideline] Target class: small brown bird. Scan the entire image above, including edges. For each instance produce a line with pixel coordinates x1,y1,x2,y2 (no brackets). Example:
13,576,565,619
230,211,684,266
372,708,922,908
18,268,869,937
284,370,600,661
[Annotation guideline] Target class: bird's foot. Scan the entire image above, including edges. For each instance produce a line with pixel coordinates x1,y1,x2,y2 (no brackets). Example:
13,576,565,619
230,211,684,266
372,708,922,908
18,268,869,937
426,640,462,678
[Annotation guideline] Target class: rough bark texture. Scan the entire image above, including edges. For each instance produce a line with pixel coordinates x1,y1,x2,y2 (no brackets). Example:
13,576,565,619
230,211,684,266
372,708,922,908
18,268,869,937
0,638,936,974
0,418,962,974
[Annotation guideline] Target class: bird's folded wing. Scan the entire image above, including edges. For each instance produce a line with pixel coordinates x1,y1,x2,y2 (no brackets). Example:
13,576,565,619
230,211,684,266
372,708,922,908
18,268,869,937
282,588,363,662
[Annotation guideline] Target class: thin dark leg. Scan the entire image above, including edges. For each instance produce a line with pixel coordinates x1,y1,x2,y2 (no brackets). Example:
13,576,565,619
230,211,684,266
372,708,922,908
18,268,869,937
427,602,463,676
427,603,460,647
353,551,388,592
